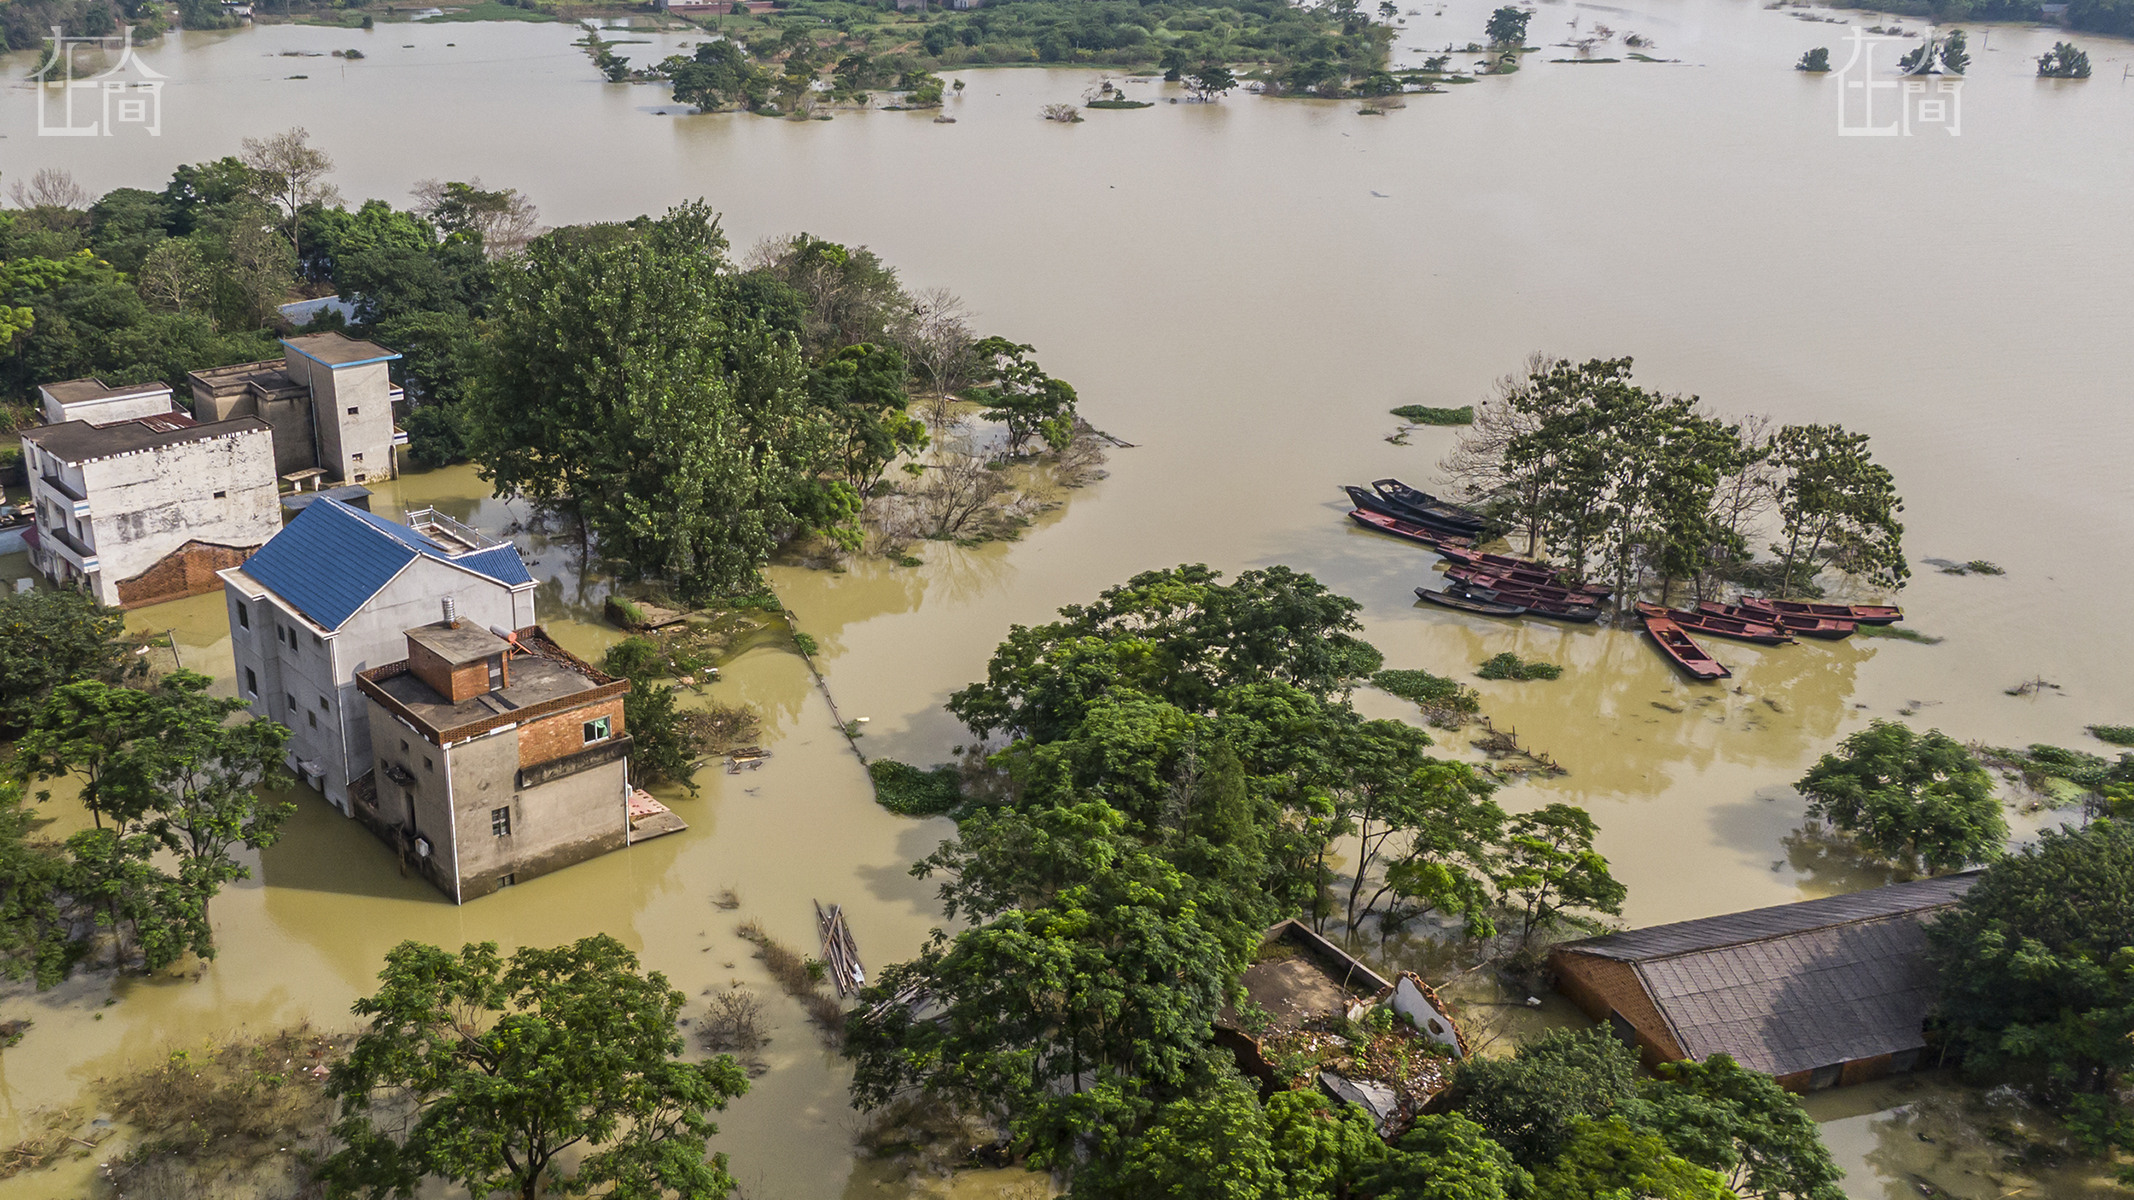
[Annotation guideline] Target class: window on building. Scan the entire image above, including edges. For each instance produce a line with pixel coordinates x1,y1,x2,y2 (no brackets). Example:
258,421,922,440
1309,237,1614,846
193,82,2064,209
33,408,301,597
307,711,317,729
498,873,516,888
583,715,612,744
213,490,227,500
244,668,257,697
491,807,512,837
424,757,433,772
318,695,329,710
236,604,250,629
286,693,297,714
312,633,322,647
346,407,359,416
351,452,364,463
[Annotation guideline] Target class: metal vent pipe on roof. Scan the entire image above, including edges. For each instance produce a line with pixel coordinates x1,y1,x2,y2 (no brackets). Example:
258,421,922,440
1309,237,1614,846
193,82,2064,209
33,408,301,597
442,596,458,628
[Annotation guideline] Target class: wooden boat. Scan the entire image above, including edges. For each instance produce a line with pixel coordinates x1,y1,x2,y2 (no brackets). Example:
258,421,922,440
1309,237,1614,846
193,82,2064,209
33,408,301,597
1347,508,1474,549
1344,486,1484,540
1641,612,1731,680
1697,601,1855,640
1444,567,1601,607
1454,584,1601,623
1634,602,1794,646
1437,546,1612,597
1415,586,1527,617
1739,597,1901,626
815,900,866,999
1369,478,1490,535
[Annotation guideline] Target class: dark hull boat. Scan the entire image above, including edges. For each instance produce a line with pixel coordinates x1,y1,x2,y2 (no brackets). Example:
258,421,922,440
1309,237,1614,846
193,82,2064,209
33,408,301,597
1641,613,1731,680
1740,597,1901,626
1455,584,1601,623
1445,567,1601,607
1347,508,1472,549
1370,479,1490,535
1635,602,1794,646
1344,486,1484,541
1697,601,1855,640
1438,546,1612,597
1415,587,1527,617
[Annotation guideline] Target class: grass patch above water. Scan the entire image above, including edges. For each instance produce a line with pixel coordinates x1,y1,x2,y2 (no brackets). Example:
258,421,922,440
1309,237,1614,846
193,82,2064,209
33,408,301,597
1084,99,1153,109
1857,624,1942,644
1389,404,1474,426
421,1,557,20
867,759,963,816
1476,652,1563,681
2089,725,2134,747
1373,667,1480,728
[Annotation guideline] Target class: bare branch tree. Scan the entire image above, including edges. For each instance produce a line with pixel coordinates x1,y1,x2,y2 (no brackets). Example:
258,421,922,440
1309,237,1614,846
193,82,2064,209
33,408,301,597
890,286,976,429
238,127,341,258
1440,351,1553,554
8,167,90,211
136,239,214,314
410,177,544,259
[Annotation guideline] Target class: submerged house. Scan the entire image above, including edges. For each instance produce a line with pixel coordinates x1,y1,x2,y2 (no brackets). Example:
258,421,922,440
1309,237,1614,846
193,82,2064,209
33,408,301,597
186,331,407,488
355,621,639,902
1549,873,1980,1091
218,498,536,813
1216,920,1467,1138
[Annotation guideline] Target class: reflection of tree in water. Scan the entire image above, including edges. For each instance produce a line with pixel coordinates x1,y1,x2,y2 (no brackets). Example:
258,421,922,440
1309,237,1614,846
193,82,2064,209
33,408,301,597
1777,823,1910,896
1860,1086,2099,1200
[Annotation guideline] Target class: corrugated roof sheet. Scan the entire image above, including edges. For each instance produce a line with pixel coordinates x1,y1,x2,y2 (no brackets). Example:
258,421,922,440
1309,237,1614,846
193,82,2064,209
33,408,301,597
1633,914,1943,1076
1563,873,1980,963
243,498,530,630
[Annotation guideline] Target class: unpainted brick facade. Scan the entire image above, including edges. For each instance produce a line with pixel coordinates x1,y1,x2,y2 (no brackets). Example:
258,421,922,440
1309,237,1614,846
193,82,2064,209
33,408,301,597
115,540,255,608
519,698,626,770
1549,951,1688,1064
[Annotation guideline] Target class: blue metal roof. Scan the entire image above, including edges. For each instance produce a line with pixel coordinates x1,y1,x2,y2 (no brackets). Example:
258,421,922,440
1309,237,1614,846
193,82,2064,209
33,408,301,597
244,498,531,630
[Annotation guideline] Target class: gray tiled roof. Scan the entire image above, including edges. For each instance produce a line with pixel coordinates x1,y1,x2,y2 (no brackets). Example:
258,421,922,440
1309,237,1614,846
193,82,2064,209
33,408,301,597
1559,875,1982,1077
1563,873,1980,962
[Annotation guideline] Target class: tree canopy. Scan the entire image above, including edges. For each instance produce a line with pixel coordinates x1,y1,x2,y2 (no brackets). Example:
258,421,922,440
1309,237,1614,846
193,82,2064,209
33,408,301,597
1795,720,2005,873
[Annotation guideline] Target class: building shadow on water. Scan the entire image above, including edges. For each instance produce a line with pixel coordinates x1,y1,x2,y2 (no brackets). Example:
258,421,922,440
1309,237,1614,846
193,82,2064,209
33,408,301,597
256,792,452,904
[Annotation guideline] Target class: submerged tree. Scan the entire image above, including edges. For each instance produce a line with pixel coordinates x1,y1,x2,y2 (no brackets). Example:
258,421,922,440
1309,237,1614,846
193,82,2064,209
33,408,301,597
322,935,749,1200
1490,802,1626,948
1485,5,1531,45
1771,422,1906,594
1795,47,1831,71
2037,41,2092,76
1796,720,2002,873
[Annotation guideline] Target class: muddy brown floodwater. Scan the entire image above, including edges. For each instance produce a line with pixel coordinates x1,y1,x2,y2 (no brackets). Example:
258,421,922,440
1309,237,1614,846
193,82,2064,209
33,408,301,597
4,0,2132,1194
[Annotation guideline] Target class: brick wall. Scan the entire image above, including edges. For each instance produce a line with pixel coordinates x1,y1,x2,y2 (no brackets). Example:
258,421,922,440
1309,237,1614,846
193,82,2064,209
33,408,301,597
1550,951,1686,1064
408,637,493,703
518,697,626,770
116,540,258,609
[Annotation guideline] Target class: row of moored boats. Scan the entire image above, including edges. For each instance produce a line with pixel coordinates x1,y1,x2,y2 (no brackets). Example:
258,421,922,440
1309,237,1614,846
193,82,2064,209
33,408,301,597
1344,479,1904,681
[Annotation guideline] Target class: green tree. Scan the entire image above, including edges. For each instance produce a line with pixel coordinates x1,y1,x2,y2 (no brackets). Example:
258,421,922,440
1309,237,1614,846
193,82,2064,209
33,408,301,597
321,935,749,1200
1485,5,1530,45
1629,1055,1845,1200
1939,28,1969,73
0,781,87,988
1491,802,1626,948
1795,47,1830,71
62,823,206,972
969,335,1079,455
133,670,292,945
1794,721,2004,873
1926,821,2134,1156
1363,1114,1535,1200
463,202,837,602
1186,63,1238,100
2036,41,2092,76
1452,1026,1638,1166
601,639,698,792
12,678,160,832
0,588,136,736
1533,1117,1739,1200
1264,1088,1385,1198
1771,423,1906,594
811,341,928,497
1093,1079,1286,1200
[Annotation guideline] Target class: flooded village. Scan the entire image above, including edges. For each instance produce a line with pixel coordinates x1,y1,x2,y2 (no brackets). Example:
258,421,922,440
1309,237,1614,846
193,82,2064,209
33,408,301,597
2,0,2133,1197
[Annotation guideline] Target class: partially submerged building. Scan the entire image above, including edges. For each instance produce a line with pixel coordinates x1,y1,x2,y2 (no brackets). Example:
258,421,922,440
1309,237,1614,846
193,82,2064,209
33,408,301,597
1549,873,1981,1091
218,498,536,812
355,621,637,902
186,331,406,487
20,406,280,607
1217,920,1467,1138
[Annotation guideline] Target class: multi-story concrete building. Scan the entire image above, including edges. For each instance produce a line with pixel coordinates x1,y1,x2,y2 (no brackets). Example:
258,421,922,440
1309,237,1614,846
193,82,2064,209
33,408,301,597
218,497,536,813
19,410,281,607
356,621,633,903
187,332,406,486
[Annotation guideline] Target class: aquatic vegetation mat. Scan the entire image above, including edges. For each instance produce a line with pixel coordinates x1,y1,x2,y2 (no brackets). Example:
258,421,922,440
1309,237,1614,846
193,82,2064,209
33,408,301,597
1373,668,1481,728
1476,652,1562,681
1389,404,1475,426
867,759,963,816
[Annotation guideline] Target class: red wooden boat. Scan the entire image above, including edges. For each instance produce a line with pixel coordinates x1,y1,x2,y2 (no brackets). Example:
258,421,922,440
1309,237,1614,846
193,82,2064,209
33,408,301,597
1635,602,1794,646
1415,586,1527,617
1452,583,1602,623
1444,567,1604,607
1739,597,1900,626
1697,601,1855,640
1436,546,1612,597
1347,508,1473,549
1641,612,1731,681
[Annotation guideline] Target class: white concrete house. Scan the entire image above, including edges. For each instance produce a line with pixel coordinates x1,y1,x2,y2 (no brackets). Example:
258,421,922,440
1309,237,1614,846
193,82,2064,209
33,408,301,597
218,498,537,814
36,378,178,427
19,412,281,608
188,332,406,487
